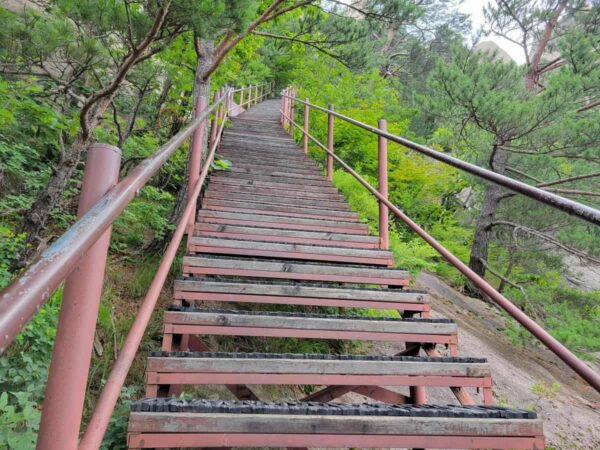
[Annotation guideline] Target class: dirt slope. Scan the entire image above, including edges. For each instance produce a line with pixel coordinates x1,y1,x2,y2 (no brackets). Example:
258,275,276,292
412,272,600,449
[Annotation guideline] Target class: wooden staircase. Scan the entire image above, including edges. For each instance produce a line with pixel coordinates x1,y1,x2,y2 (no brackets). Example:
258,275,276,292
127,100,544,449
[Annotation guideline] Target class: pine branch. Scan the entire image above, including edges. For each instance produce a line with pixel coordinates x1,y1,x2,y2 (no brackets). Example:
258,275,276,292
492,221,600,265
252,31,351,67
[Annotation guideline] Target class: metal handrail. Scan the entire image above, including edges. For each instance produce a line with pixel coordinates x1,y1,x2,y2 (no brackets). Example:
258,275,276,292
283,94,600,226
280,92,600,393
0,80,270,448
0,96,222,353
78,98,231,450
232,81,273,93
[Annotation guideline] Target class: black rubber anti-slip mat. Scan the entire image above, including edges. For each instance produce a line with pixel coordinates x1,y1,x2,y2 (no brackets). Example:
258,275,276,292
148,351,486,364
131,398,537,419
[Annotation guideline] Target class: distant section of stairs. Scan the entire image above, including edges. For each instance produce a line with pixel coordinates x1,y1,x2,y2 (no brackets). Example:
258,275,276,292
127,99,544,449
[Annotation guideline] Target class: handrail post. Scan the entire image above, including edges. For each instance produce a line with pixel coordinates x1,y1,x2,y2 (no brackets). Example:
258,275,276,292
260,84,263,101
289,90,294,133
254,84,258,105
378,119,389,250
209,91,219,149
219,87,226,119
36,144,121,450
187,95,207,230
327,103,334,181
303,98,309,154
240,86,245,110
282,88,288,128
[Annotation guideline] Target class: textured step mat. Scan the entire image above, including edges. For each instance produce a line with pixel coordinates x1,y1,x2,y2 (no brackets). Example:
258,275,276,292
149,351,485,363
131,399,536,419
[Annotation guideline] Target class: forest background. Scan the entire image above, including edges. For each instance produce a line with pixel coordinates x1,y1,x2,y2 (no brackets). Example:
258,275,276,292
0,0,599,448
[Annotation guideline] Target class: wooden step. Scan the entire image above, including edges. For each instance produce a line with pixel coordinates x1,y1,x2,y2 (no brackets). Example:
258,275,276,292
220,139,302,150
221,155,318,169
194,223,379,249
198,210,369,234
201,199,360,221
128,399,544,449
229,164,322,176
208,181,345,201
161,307,456,352
214,157,322,168
145,352,492,403
182,255,409,286
204,190,350,210
219,149,314,161
222,168,327,182
210,176,340,193
219,152,311,165
174,278,430,314
225,131,294,142
219,149,309,161
188,237,393,265
217,171,332,186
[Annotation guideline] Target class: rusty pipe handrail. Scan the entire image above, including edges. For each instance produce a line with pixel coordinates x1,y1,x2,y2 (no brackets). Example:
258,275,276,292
282,94,600,226
0,92,228,353
280,106,600,393
228,82,273,112
231,81,272,93
78,101,230,450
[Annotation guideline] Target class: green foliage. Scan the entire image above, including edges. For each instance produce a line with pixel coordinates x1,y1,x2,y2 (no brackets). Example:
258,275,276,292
100,386,142,450
0,225,25,289
112,186,175,251
0,291,60,449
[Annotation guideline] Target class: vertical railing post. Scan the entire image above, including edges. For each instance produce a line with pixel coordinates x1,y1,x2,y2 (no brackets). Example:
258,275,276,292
289,90,294,134
378,119,389,250
209,91,219,149
240,86,245,110
259,84,263,102
187,95,207,230
219,87,226,119
254,84,258,105
36,144,121,450
326,103,334,181
303,98,309,154
282,88,288,128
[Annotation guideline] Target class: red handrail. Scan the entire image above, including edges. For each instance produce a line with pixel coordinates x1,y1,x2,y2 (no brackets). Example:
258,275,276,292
78,99,231,450
284,94,600,226
0,81,272,449
280,89,600,393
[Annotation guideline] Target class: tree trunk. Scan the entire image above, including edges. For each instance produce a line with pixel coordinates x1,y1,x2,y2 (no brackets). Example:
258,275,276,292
468,147,508,281
12,133,89,269
169,37,214,227
144,38,215,253
13,6,170,268
525,1,567,91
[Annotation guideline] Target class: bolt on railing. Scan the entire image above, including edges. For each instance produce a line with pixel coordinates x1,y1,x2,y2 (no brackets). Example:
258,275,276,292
280,89,600,394
0,81,272,450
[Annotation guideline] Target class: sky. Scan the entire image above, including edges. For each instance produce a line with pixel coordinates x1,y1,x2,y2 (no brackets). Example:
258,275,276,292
459,0,527,64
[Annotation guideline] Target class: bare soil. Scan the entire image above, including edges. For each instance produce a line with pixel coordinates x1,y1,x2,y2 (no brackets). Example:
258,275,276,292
340,272,600,449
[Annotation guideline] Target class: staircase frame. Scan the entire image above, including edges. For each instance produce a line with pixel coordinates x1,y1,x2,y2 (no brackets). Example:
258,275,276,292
0,78,597,449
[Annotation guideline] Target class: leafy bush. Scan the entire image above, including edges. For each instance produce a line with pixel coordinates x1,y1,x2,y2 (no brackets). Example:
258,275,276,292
0,291,60,449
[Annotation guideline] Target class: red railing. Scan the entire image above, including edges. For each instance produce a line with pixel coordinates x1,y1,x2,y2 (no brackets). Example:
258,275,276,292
281,88,600,393
0,81,272,449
